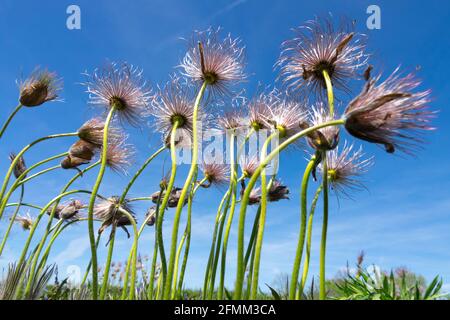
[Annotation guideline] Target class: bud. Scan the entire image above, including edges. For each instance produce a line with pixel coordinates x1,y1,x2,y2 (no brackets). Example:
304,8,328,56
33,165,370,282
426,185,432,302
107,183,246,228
69,140,97,161
61,155,89,169
9,152,27,179
19,68,61,107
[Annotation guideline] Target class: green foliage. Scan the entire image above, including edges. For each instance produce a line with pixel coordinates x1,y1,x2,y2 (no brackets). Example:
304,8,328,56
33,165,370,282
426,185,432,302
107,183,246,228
331,266,444,300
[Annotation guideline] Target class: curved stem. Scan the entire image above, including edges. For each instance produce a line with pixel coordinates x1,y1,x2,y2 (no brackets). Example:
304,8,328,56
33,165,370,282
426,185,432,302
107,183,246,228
13,189,99,298
233,119,345,299
118,208,139,300
0,152,68,220
174,175,205,299
164,81,207,299
0,103,23,139
289,156,316,299
250,132,276,299
6,202,42,210
0,185,25,254
87,107,116,299
17,165,61,186
0,132,77,210
100,146,165,299
27,162,100,279
319,151,329,300
119,145,166,203
155,122,180,299
297,185,322,299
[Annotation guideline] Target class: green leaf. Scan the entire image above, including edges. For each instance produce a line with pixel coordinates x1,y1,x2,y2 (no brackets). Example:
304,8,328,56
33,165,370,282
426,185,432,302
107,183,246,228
265,284,281,300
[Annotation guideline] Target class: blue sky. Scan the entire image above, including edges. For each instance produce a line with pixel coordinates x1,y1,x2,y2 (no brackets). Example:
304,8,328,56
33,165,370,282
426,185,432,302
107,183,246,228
1,0,450,293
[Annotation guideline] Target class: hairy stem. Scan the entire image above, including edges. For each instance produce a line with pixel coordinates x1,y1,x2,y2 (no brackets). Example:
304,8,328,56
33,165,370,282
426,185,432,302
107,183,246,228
0,103,23,139
319,152,328,300
289,156,316,299
297,185,322,299
86,107,116,299
164,81,207,299
233,119,345,299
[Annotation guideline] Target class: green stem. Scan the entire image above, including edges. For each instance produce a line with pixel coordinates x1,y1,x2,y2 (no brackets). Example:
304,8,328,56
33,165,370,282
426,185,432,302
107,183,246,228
100,146,165,299
319,152,328,300
87,107,116,299
297,185,322,299
0,185,25,253
322,70,334,116
208,189,233,299
147,187,164,300
80,234,102,288
5,202,42,210
244,206,261,270
0,103,23,139
289,156,316,299
119,208,139,300
174,175,205,299
233,119,345,299
25,162,100,283
154,122,180,299
119,145,166,203
99,226,116,300
217,134,238,299
202,189,230,299
164,81,207,299
0,152,68,221
250,132,276,299
0,132,77,212
14,189,98,298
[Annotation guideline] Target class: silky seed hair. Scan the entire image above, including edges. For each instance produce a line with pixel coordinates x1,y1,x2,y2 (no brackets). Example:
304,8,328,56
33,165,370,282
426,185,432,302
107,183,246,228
264,98,309,141
344,68,434,154
150,76,208,148
104,136,135,175
83,62,151,126
77,117,123,147
179,27,246,97
319,142,374,198
200,162,230,187
277,16,368,99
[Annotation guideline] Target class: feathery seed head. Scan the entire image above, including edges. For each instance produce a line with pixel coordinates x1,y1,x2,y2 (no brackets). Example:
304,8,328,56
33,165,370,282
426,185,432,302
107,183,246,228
277,17,367,98
319,142,373,197
200,162,230,187
239,155,259,178
105,137,134,174
268,180,290,202
305,105,340,151
94,196,136,235
179,27,246,97
14,212,34,230
344,68,434,154
77,117,123,147
264,99,308,139
84,62,151,126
